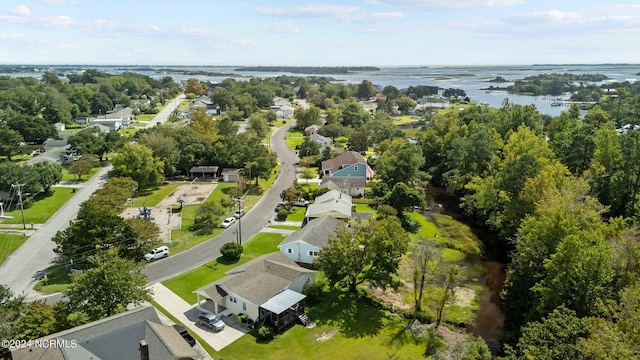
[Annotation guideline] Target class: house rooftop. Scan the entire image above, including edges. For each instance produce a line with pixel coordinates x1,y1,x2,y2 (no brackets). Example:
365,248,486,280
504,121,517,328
195,252,314,307
279,216,341,248
321,151,367,173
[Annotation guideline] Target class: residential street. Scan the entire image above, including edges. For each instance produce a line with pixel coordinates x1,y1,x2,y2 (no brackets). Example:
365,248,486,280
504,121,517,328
142,123,298,283
0,95,186,301
0,165,111,301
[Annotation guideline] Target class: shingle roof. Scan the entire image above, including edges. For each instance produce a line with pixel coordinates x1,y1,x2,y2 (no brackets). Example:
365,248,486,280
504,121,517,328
321,151,367,172
319,176,366,190
196,252,315,307
279,216,341,248
10,306,200,360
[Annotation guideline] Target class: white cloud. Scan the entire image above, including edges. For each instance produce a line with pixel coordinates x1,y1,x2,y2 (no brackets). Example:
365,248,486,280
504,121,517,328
376,0,522,9
255,4,359,18
40,0,78,4
8,5,31,17
264,21,300,33
348,11,403,23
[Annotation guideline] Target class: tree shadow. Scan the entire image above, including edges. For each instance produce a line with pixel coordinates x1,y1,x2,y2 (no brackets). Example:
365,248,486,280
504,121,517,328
307,289,385,338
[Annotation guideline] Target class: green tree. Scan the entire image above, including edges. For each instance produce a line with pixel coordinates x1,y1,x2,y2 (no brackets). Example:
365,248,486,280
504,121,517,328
357,80,376,99
138,130,180,176
317,216,409,297
6,113,57,143
184,78,205,96
505,306,588,360
31,161,63,193
298,136,321,157
247,113,269,139
374,138,426,187
12,301,57,340
111,143,164,190
381,182,425,218
411,240,438,314
65,251,151,321
347,129,370,153
294,106,321,130
0,122,26,160
68,155,96,180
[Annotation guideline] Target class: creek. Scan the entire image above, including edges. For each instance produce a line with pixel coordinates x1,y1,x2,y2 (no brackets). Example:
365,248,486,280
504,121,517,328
426,187,507,354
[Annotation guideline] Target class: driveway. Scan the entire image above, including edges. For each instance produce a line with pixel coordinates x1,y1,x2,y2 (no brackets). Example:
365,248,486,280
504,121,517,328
150,283,248,351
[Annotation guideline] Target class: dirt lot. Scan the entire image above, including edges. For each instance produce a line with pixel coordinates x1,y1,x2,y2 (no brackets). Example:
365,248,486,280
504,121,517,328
121,183,217,243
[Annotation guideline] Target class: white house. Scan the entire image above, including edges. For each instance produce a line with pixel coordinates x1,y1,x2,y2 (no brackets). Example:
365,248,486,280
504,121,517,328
54,122,65,132
278,216,342,265
319,176,366,197
304,190,352,224
308,133,333,149
194,252,315,332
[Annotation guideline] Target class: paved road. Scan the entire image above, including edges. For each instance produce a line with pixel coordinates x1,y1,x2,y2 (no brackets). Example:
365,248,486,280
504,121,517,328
143,123,297,283
0,95,185,301
0,166,111,301
145,94,186,128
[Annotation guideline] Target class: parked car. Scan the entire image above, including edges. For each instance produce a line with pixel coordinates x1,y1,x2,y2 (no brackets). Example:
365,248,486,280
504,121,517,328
220,217,236,228
274,203,286,212
196,312,225,331
172,324,196,347
233,209,246,218
292,198,309,207
143,246,169,262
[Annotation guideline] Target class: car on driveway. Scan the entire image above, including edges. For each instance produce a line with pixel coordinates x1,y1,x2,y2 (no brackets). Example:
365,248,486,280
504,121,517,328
196,312,225,331
220,217,236,228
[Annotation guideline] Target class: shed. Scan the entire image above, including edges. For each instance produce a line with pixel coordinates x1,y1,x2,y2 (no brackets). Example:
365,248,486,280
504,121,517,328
190,165,219,180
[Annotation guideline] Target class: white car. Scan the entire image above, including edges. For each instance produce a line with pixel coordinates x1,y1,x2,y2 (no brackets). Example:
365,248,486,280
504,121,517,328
144,246,169,261
234,209,246,218
220,217,236,228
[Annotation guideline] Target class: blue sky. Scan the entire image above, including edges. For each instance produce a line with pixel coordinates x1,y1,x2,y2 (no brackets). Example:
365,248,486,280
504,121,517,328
1,0,639,66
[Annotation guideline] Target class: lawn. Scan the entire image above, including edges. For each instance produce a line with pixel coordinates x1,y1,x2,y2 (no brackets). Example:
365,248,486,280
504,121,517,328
0,234,29,265
269,225,301,231
285,130,304,150
162,232,286,304
132,182,182,207
286,207,306,222
355,203,377,214
406,211,438,240
61,165,101,182
217,288,425,360
13,187,76,224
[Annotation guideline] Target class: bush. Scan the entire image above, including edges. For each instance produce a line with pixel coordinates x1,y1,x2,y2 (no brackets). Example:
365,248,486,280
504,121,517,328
302,282,324,305
220,242,243,262
257,326,274,340
276,209,288,221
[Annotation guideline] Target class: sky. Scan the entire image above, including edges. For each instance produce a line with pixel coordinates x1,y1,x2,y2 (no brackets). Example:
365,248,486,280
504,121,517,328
0,0,639,66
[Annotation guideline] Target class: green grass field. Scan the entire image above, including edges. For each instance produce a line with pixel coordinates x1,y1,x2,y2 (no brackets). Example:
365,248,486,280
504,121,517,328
61,165,102,182
285,130,304,150
286,207,306,222
162,232,286,304
217,288,424,360
132,182,182,207
0,234,29,265
11,187,77,224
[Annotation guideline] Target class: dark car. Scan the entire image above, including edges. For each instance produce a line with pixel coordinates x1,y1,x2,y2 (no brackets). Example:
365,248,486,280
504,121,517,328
275,203,286,212
196,312,225,331
172,324,196,347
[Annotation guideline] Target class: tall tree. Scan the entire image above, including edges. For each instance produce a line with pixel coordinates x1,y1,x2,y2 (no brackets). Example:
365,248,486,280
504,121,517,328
0,122,26,160
111,143,164,190
65,251,151,321
317,216,409,297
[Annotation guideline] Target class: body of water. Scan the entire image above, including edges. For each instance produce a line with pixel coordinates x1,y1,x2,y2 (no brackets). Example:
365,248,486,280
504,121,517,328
2,64,639,116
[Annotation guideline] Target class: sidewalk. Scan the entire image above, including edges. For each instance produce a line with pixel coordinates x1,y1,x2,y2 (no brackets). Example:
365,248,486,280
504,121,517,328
150,283,247,351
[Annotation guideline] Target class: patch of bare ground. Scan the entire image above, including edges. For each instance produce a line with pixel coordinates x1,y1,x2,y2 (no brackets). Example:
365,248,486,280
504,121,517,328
453,286,475,307
368,280,413,312
315,329,339,342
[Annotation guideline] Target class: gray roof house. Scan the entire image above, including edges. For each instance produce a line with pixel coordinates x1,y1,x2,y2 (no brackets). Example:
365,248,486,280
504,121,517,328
278,216,342,265
304,124,320,135
10,306,201,360
319,176,366,197
304,190,352,224
308,133,333,149
194,252,315,333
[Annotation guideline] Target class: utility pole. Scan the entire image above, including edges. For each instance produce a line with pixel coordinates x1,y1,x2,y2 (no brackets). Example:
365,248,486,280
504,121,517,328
233,197,246,245
0,202,13,219
11,183,26,229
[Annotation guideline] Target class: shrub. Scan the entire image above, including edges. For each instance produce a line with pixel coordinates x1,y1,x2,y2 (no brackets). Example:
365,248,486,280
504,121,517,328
220,242,243,262
257,326,274,340
276,209,288,221
302,282,324,305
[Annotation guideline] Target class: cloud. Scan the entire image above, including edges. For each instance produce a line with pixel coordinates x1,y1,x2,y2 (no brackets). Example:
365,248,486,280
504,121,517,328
264,21,300,33
349,12,404,23
40,0,78,4
375,0,522,9
255,4,359,18
8,5,31,17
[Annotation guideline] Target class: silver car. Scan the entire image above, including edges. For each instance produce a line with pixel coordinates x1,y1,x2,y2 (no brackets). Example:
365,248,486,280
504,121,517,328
196,312,225,331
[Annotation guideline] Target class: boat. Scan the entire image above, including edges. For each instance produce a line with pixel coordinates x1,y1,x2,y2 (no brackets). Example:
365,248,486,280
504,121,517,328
550,102,563,107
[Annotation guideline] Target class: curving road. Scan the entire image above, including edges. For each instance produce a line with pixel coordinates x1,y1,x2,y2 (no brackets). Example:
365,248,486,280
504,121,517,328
142,123,297,283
